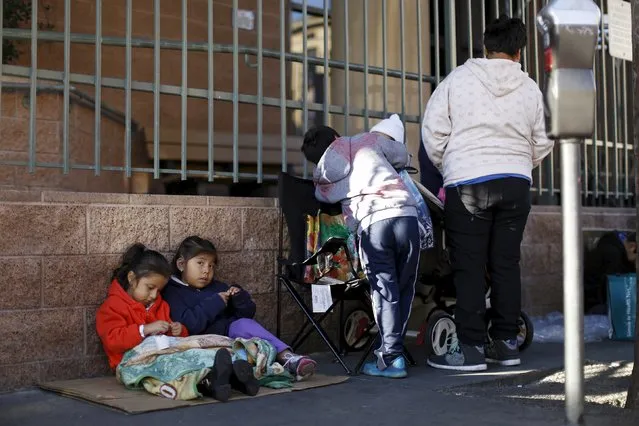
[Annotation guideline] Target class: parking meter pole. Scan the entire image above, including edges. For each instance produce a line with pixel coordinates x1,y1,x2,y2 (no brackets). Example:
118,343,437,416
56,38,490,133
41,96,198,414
536,2,600,423
560,138,585,425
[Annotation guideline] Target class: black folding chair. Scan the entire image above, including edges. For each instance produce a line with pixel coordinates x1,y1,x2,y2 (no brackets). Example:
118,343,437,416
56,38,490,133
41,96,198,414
275,172,415,374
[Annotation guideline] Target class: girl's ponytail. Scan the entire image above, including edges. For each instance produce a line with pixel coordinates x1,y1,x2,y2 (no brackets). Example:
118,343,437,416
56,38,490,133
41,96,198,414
112,243,171,290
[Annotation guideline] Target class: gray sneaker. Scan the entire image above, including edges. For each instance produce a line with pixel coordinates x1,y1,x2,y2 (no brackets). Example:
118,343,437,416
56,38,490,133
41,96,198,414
486,339,521,366
427,332,487,372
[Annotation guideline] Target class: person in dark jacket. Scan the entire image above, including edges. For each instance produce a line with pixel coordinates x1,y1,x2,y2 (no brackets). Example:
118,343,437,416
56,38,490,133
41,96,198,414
584,231,636,314
162,236,317,381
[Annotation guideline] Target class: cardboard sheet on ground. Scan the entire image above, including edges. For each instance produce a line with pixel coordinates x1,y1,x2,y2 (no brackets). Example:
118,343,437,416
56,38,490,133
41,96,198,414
39,374,349,414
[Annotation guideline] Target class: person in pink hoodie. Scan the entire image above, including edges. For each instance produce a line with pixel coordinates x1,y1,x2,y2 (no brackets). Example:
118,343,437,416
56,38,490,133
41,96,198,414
301,115,420,379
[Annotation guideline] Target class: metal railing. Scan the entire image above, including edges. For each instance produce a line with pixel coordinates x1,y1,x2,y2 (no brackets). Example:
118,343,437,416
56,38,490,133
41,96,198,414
0,0,632,206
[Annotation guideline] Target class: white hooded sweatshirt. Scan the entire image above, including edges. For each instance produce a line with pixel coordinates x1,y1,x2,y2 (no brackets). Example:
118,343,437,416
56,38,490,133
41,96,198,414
421,58,554,187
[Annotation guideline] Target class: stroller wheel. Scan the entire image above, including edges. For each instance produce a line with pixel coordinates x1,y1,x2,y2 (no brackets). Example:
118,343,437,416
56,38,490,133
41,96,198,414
426,311,456,357
516,311,534,352
485,311,534,353
340,307,374,352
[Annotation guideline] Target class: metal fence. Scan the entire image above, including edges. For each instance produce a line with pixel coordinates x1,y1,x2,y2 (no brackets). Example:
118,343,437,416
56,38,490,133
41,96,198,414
0,0,633,206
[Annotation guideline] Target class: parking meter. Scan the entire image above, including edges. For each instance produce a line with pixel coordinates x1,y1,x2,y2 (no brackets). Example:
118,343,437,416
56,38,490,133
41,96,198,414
537,0,600,139
536,2,600,425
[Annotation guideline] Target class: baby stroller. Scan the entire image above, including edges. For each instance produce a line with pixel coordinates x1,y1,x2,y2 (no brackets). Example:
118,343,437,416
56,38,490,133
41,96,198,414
339,172,534,359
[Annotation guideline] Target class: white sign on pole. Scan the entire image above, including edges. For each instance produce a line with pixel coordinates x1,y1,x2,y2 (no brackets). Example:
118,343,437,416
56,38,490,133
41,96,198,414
608,0,632,61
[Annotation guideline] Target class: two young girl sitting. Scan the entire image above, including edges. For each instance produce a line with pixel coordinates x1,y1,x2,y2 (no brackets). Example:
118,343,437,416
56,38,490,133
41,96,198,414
96,236,317,402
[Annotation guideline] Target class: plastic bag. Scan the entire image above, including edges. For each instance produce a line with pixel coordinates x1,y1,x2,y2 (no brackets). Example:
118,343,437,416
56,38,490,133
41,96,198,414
531,311,610,343
398,169,434,250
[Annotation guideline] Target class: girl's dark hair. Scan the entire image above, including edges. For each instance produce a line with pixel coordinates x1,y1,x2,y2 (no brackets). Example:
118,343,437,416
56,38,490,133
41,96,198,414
301,125,341,164
484,15,527,57
172,236,218,277
112,243,171,290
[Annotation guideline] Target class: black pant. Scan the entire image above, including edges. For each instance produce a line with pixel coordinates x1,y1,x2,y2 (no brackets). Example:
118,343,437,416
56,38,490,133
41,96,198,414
445,178,531,346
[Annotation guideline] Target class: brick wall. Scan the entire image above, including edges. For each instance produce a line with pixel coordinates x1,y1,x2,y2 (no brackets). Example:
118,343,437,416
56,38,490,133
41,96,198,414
520,206,635,315
17,0,291,158
0,190,634,391
0,86,147,193
0,190,299,391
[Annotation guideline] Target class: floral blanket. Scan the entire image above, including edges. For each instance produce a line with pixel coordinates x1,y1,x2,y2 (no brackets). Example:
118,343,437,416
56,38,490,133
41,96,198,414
115,334,293,400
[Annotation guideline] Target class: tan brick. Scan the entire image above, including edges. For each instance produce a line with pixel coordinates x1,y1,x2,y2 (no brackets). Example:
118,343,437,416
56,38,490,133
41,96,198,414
216,250,277,294
1,92,18,118
87,206,170,254
13,153,95,192
39,355,112,383
0,151,17,186
0,189,41,202
207,196,276,208
169,207,243,252
0,309,84,365
0,258,41,310
0,117,61,154
522,274,562,315
71,105,98,137
129,194,207,206
42,256,119,307
85,307,103,356
84,172,130,194
0,205,87,255
82,355,112,377
68,128,95,165
581,213,596,228
242,208,280,250
251,293,277,333
523,213,562,244
42,191,130,204
602,213,635,230
16,92,62,121
278,293,309,339
520,244,550,276
0,362,41,391
549,244,563,274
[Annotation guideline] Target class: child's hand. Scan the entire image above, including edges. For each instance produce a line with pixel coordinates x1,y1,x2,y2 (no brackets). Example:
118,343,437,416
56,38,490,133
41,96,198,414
218,291,230,305
228,286,241,296
170,322,183,336
144,321,170,336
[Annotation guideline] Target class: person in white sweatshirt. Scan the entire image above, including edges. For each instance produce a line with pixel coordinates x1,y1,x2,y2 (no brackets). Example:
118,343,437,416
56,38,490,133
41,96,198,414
422,15,554,372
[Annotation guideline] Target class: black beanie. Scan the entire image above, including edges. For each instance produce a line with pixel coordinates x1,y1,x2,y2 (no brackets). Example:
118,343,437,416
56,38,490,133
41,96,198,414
301,125,340,164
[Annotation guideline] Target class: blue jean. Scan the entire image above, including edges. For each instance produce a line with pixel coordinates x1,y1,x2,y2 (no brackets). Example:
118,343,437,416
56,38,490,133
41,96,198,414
359,216,420,368
228,318,289,354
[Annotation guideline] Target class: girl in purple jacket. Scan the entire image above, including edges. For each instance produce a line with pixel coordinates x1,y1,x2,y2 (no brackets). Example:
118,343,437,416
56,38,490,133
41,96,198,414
163,236,317,381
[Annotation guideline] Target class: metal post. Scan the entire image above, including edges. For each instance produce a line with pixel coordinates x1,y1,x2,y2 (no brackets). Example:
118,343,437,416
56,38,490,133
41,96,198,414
444,0,457,73
561,138,585,425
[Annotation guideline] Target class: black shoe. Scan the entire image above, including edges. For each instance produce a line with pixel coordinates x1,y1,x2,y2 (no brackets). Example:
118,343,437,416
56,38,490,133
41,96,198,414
486,339,521,366
230,359,260,396
427,332,487,372
197,349,233,402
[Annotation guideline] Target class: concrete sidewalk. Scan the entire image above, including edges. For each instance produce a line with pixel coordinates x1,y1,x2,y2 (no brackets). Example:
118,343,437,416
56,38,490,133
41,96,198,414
0,341,637,426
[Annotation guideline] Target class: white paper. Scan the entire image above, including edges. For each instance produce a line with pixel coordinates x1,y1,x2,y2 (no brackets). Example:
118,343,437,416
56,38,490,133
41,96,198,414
608,0,632,61
151,334,170,350
311,284,333,313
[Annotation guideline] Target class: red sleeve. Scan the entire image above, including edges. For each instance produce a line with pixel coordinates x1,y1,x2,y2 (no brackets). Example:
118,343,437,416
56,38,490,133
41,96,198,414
179,325,189,337
158,300,189,337
96,300,143,354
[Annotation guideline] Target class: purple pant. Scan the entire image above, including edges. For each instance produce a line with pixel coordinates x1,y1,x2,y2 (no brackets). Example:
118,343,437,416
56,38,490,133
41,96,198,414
228,318,289,354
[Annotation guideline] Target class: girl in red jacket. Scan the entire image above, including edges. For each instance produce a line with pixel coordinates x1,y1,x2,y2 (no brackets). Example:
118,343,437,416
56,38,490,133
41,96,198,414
96,243,189,369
